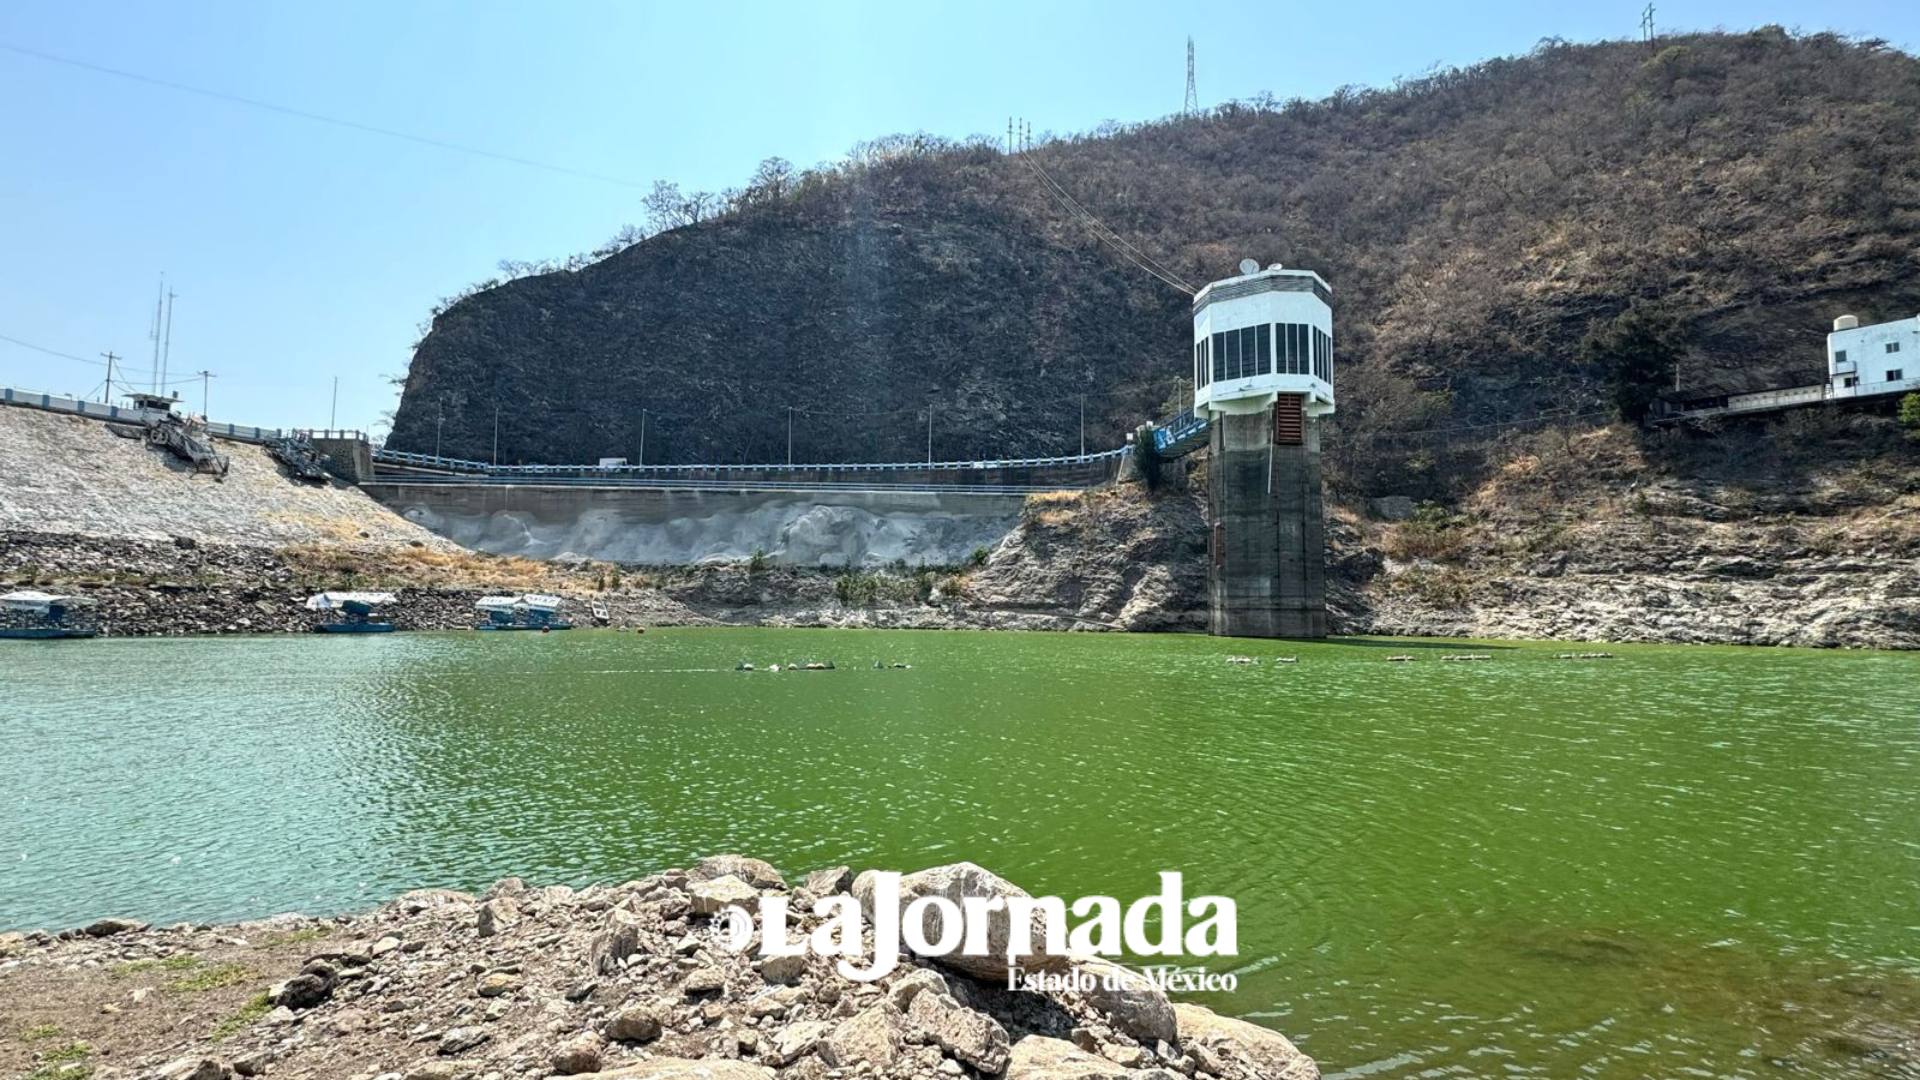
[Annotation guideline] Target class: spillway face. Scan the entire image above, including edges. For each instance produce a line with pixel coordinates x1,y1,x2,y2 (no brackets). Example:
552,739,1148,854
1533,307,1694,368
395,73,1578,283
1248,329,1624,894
1205,400,1327,639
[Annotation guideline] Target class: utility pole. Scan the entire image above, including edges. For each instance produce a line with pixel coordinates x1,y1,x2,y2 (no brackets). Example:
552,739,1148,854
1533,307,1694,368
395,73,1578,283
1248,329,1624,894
196,370,214,417
1008,117,1013,155
330,377,338,430
638,409,647,467
1641,3,1656,53
492,404,501,467
435,403,444,458
926,405,933,465
101,352,119,404
786,406,794,467
161,290,176,392
1079,394,1087,456
1184,37,1199,115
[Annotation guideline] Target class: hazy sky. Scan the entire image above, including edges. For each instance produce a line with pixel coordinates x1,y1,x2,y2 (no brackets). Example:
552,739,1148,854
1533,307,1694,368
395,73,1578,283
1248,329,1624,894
1,0,1911,434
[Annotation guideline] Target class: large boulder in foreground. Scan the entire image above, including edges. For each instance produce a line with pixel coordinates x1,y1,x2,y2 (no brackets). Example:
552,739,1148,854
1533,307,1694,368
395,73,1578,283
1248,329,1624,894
1174,1003,1319,1080
689,855,785,889
1005,1036,1133,1078
905,988,1012,1073
687,874,759,917
1074,955,1177,1045
819,1000,906,1070
854,862,1072,981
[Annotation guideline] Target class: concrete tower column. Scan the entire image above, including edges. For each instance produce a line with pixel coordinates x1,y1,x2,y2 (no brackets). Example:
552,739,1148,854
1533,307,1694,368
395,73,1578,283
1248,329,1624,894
1190,263,1334,640
1206,397,1326,638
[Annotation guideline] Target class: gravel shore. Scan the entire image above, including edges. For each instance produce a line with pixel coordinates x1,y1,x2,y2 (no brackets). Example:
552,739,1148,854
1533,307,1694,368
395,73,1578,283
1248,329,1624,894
0,858,1318,1080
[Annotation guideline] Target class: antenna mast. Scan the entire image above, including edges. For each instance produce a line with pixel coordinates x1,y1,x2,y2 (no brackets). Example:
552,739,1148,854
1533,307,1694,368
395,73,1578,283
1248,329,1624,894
1184,37,1198,115
148,275,165,392
161,289,176,393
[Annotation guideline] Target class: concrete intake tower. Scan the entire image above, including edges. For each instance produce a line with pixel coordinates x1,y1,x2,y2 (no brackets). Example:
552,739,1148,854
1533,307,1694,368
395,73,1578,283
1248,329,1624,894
1191,262,1334,638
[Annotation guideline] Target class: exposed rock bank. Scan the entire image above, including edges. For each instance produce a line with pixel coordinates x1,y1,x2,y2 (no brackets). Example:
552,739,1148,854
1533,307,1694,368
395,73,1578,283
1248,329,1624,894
6,404,1917,648
1348,425,1920,649
0,858,1317,1080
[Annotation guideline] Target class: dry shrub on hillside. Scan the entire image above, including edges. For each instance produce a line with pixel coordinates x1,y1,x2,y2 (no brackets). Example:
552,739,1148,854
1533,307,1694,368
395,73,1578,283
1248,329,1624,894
278,543,579,592
1381,504,1471,562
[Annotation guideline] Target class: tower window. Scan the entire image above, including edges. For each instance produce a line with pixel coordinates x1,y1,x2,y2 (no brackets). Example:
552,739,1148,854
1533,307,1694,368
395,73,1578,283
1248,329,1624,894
1212,332,1226,383
1889,369,1905,382
1887,342,1902,354
1254,325,1271,375
1834,349,1848,363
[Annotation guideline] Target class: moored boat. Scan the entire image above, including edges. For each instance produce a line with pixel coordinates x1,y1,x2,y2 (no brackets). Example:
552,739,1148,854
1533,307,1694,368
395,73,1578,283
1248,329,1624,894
306,591,399,633
0,590,100,640
476,594,574,631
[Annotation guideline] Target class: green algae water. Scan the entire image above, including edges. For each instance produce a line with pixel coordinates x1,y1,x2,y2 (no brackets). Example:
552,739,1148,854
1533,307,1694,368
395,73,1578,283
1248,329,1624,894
5,629,1917,1077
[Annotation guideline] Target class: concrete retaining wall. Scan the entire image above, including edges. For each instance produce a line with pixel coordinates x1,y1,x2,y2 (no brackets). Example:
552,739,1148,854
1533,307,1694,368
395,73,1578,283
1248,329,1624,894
363,482,1028,567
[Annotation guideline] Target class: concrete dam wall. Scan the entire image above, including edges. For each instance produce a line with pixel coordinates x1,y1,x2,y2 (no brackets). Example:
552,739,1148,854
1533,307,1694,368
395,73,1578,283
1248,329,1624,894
362,482,1028,567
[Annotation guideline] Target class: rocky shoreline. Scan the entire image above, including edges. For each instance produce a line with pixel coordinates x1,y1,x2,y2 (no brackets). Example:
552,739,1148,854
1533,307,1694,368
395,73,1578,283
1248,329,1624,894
0,857,1317,1080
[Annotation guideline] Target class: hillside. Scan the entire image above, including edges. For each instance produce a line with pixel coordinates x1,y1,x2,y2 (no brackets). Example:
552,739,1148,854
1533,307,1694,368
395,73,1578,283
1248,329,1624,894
391,28,1920,505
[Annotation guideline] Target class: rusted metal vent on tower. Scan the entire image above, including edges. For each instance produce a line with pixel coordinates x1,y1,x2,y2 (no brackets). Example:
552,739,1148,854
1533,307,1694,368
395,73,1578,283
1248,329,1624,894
1272,394,1305,446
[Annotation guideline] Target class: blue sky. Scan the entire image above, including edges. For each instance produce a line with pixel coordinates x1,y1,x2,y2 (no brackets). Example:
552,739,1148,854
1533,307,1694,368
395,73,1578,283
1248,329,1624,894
0,1,1910,434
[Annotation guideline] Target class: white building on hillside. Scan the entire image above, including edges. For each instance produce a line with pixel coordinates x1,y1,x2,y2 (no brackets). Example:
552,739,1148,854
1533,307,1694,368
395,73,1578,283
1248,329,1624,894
1828,313,1920,400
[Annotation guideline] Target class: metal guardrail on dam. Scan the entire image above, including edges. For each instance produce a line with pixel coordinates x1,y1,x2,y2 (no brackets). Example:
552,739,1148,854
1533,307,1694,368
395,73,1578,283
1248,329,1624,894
1,384,1133,492
365,475,1092,495
370,445,1129,474
369,445,1131,492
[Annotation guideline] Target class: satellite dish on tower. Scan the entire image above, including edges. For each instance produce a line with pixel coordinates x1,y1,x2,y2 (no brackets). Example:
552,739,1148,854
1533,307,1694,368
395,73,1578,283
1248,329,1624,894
1238,258,1260,276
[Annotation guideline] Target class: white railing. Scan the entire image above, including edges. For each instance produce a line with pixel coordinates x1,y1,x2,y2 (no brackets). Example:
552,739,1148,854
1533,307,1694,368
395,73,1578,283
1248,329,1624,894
370,445,1130,476
0,386,288,445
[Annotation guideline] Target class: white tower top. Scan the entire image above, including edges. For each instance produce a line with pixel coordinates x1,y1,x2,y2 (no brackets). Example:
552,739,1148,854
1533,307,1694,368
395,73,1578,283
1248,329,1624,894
1192,265,1334,417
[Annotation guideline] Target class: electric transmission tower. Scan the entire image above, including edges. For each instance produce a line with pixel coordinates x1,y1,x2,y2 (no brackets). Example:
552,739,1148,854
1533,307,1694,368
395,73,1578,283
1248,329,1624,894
1641,4,1656,53
1184,37,1198,115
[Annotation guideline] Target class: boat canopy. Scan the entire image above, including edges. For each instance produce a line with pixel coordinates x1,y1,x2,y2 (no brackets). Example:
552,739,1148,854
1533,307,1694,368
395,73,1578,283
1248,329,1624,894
305,591,399,611
0,590,96,612
475,594,566,612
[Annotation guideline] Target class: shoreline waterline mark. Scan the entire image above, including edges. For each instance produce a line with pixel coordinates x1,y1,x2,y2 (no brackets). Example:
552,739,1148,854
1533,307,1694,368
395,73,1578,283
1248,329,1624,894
713,870,1238,983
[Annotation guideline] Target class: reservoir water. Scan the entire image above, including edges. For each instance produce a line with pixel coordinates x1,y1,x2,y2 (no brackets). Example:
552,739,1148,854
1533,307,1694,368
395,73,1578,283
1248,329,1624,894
5,628,1917,1078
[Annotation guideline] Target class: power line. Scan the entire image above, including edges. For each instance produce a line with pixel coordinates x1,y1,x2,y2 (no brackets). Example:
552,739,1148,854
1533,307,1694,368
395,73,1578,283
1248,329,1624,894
998,115,1201,297
0,40,646,189
1016,144,1196,294
0,331,203,384
1013,121,1194,291
0,331,107,366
